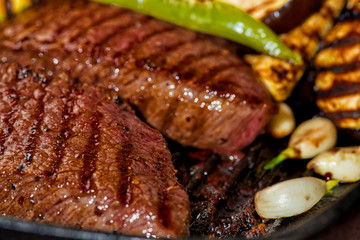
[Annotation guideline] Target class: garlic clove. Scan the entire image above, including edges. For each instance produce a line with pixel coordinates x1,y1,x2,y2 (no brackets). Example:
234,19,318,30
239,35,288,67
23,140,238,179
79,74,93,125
255,177,327,219
289,117,337,159
307,146,360,183
267,103,296,139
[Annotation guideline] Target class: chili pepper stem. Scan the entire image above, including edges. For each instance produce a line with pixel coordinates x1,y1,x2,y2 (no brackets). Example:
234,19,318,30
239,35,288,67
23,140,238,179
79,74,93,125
325,180,339,196
264,147,296,170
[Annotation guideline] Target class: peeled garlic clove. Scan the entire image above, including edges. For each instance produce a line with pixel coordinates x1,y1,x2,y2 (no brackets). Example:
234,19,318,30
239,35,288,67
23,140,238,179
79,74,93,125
289,117,337,159
307,146,360,182
255,177,327,219
267,103,296,139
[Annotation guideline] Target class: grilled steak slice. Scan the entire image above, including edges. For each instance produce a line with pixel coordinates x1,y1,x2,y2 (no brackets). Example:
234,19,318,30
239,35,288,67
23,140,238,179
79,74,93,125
0,0,276,156
0,63,190,238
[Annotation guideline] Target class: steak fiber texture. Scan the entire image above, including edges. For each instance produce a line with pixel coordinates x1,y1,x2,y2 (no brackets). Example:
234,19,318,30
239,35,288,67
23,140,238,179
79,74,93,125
0,0,276,156
0,63,190,238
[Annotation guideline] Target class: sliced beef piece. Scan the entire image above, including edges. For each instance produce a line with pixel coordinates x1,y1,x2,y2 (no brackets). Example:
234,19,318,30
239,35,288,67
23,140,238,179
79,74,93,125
0,63,190,238
0,0,276,156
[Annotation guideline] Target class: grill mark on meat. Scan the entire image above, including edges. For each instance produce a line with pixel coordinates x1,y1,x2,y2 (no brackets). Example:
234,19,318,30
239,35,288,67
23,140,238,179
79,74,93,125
134,31,201,69
116,142,133,205
3,3,74,46
158,192,169,228
0,65,32,161
31,3,93,43
0,89,18,158
123,31,201,82
189,63,240,85
79,10,145,48
44,107,71,179
171,49,223,73
90,15,152,59
49,4,101,38
15,70,52,174
80,112,102,193
63,18,173,87
42,84,77,180
112,26,177,60
60,7,127,51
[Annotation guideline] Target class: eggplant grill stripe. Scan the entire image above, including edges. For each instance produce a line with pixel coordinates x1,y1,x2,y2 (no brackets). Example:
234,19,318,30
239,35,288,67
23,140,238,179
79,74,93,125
316,82,360,97
319,35,360,51
316,62,360,73
326,110,360,119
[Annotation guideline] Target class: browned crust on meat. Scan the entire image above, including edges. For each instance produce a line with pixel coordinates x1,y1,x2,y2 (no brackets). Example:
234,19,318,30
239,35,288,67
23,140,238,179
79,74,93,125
0,0,276,155
0,63,190,237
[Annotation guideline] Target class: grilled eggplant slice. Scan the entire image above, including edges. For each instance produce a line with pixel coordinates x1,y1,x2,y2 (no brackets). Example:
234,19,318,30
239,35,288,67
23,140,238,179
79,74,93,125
315,0,360,130
245,0,345,102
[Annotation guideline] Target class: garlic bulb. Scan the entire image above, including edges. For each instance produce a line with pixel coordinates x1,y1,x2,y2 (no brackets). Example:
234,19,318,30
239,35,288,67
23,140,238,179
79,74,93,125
265,117,337,170
255,177,327,219
267,103,296,139
289,117,337,159
307,146,360,182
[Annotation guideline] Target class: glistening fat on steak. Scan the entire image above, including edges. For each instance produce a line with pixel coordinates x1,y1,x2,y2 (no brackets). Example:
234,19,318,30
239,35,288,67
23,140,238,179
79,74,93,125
0,63,190,238
0,0,276,156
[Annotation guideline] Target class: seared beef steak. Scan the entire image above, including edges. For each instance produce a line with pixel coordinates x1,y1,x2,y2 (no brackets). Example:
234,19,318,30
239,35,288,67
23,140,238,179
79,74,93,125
0,0,276,156
0,63,190,237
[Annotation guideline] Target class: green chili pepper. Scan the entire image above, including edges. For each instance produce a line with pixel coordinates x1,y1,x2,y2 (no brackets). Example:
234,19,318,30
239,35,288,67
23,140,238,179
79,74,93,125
93,0,302,64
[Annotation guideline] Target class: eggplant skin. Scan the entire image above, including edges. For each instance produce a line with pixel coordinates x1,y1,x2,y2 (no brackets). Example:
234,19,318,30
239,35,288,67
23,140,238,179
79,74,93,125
245,0,345,102
315,1,360,129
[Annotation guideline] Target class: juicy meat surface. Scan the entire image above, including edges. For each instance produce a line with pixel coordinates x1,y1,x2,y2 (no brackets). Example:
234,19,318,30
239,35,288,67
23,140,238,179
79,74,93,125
0,0,276,156
0,63,190,238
